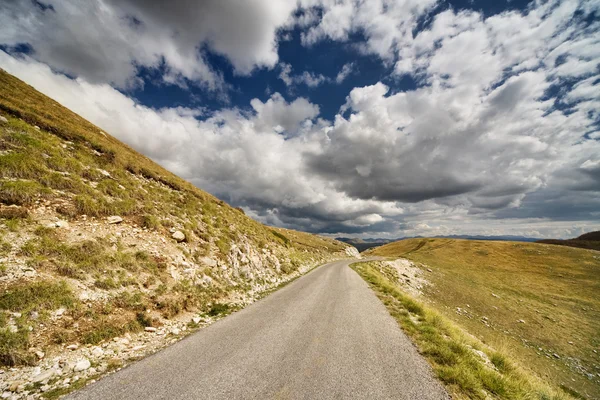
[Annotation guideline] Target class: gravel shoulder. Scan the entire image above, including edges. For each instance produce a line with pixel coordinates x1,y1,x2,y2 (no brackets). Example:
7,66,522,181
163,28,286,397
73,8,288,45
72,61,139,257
67,259,448,400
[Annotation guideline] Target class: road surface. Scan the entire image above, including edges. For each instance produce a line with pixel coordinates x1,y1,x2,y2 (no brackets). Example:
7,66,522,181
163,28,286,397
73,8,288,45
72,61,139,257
68,259,448,400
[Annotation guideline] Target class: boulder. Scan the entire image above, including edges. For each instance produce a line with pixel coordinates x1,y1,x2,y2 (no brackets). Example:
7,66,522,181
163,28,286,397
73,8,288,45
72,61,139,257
74,358,91,372
107,216,123,224
91,347,104,358
172,231,186,242
31,368,56,383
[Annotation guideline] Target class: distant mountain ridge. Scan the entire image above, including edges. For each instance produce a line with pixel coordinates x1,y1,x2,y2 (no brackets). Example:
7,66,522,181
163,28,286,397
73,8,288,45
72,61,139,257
537,230,600,251
338,234,542,252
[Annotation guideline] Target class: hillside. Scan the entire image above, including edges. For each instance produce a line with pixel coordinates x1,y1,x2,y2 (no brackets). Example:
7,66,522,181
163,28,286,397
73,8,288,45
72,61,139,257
0,70,356,397
537,230,600,251
365,238,600,399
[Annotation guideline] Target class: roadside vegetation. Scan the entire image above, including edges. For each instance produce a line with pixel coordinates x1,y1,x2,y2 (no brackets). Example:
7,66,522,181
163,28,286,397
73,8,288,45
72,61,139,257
352,261,574,399
0,66,351,391
364,238,600,399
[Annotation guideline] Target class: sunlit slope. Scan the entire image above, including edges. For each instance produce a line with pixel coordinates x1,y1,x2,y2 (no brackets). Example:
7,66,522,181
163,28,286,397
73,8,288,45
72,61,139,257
0,69,352,372
366,238,600,398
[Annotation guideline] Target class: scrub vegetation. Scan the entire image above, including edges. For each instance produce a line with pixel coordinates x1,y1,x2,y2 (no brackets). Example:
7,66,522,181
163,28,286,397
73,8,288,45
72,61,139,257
0,69,352,377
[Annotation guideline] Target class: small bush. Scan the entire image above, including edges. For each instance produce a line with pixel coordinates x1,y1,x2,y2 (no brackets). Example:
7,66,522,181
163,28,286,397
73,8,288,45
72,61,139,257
135,311,153,327
0,205,29,219
0,180,51,206
208,303,230,317
94,277,119,290
81,318,139,345
142,214,160,230
0,280,76,312
271,229,290,246
0,328,34,366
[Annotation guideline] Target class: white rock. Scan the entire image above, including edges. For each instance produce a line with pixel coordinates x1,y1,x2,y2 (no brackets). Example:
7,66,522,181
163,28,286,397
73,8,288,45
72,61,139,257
55,220,69,228
34,125,40,131
97,169,111,178
107,216,123,224
31,368,56,383
517,319,525,324
144,327,157,332
1,391,11,399
66,344,78,351
35,350,45,359
192,317,201,324
171,328,181,335
74,359,91,372
55,308,66,317
0,116,8,124
91,347,104,357
171,231,186,242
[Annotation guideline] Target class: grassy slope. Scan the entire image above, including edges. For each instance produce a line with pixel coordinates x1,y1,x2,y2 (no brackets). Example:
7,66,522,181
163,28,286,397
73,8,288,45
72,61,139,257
365,238,600,399
0,69,345,257
0,69,349,367
537,231,600,252
352,261,572,400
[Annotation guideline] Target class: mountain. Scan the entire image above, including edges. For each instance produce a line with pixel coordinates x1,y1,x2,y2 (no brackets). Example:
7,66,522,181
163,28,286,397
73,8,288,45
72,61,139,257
536,230,600,251
339,234,542,252
0,69,356,381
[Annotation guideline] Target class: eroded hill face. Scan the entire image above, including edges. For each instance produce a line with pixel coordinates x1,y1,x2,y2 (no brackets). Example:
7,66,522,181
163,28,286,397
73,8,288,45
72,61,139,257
0,70,356,395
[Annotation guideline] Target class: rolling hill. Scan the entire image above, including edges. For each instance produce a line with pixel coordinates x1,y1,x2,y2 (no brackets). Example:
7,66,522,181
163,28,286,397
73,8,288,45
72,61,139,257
364,238,600,399
537,230,600,251
0,69,356,396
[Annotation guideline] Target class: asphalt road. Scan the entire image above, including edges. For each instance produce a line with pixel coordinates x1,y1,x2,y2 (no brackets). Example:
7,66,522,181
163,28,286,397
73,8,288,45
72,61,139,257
68,259,449,400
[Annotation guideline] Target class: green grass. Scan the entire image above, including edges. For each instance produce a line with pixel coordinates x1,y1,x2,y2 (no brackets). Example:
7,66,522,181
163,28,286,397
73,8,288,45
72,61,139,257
352,261,573,400
0,68,351,371
366,238,600,399
0,281,78,366
0,280,77,313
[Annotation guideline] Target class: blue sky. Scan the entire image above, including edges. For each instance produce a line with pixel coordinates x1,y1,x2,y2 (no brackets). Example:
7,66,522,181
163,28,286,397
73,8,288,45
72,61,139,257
129,0,536,121
0,0,599,239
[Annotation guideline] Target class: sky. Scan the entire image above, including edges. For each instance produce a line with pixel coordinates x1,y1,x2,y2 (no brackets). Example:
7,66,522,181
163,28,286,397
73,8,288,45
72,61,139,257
0,0,599,239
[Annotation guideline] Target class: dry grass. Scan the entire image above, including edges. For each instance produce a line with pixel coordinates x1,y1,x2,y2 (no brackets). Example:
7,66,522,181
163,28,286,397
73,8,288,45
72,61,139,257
352,261,573,399
0,68,350,369
366,238,600,399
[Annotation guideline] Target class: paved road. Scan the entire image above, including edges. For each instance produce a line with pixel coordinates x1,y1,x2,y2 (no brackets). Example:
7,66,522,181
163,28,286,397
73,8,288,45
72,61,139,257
68,259,448,400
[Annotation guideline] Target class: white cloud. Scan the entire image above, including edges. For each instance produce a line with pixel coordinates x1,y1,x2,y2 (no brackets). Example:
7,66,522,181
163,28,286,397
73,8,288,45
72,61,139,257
0,51,403,234
278,63,329,88
0,0,299,90
1,0,599,238
335,63,355,83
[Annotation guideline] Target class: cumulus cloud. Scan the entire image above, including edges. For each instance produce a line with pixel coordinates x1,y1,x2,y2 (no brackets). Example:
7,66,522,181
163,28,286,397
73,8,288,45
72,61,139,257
278,63,329,88
0,0,299,89
1,0,599,239
0,51,402,234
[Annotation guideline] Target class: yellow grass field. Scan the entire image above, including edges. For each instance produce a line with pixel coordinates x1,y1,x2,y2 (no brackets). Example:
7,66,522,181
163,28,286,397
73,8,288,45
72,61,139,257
366,238,600,399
